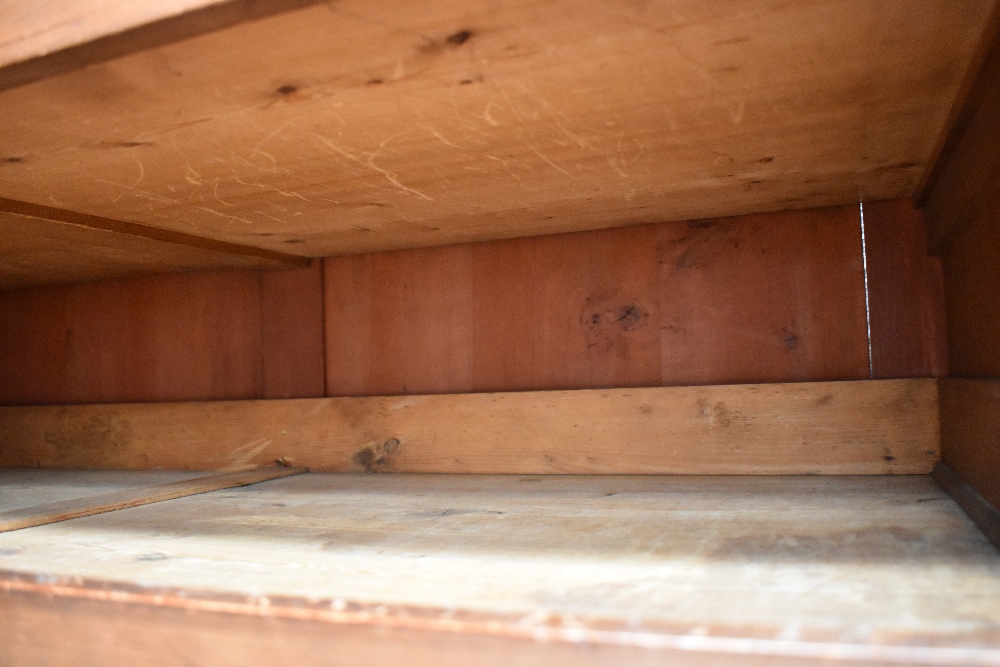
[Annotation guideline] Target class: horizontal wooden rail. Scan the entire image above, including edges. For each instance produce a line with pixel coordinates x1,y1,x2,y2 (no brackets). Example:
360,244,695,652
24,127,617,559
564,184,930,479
0,198,311,268
0,379,939,474
0,465,306,532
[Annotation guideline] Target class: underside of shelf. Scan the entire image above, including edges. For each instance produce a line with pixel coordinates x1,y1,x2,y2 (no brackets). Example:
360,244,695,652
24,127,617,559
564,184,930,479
0,0,996,286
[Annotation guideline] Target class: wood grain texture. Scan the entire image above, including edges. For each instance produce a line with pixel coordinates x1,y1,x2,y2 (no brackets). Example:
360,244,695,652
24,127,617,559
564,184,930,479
472,225,661,393
933,462,1000,551
0,210,298,289
0,0,322,89
921,14,1000,252
0,466,305,533
1,474,998,665
0,469,208,514
0,380,940,473
939,199,1000,378
325,244,475,396
0,266,324,405
863,200,948,379
657,206,869,385
260,262,325,399
0,0,991,270
0,588,766,667
326,205,879,394
939,379,1000,511
0,197,308,269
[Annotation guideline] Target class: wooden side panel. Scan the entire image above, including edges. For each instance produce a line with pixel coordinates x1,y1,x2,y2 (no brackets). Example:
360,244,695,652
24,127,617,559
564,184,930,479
940,208,1000,378
863,200,948,379
0,266,324,405
470,226,661,392
919,23,1000,521
939,380,1000,510
325,245,475,396
922,20,1000,253
925,21,1000,374
260,263,325,398
0,289,70,405
0,380,941,474
657,206,868,385
326,205,885,395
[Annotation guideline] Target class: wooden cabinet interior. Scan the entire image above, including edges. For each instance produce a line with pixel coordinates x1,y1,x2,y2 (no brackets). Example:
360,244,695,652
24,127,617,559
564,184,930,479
0,1,999,664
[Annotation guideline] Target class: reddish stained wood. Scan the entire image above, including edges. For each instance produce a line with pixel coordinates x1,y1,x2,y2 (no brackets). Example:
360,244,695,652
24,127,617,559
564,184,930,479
939,379,1000,511
2,201,946,405
657,205,869,385
470,225,661,392
261,263,324,399
324,245,475,396
0,288,70,405
0,267,324,405
323,203,950,396
941,194,1000,378
863,200,948,379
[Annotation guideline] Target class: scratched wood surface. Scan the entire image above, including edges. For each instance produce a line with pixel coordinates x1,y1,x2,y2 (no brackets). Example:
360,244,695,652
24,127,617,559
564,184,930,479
0,265,324,405
0,472,998,665
0,0,992,283
0,380,940,474
1,201,947,405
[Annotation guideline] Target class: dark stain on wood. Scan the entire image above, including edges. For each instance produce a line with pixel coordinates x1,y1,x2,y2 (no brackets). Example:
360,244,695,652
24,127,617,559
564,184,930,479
446,30,474,46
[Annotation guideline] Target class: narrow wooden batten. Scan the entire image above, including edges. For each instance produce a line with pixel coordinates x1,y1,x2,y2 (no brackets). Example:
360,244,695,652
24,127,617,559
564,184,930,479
0,197,310,268
0,379,940,474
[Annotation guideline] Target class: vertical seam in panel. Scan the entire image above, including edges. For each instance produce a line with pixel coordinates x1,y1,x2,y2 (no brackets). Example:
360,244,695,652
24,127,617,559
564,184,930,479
319,260,329,396
860,201,874,379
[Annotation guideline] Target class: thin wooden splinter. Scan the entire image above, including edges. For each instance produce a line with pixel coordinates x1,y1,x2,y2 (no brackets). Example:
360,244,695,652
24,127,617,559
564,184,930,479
0,465,307,533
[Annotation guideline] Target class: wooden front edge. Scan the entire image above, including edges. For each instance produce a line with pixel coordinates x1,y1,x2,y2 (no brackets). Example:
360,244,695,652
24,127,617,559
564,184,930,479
1,570,998,667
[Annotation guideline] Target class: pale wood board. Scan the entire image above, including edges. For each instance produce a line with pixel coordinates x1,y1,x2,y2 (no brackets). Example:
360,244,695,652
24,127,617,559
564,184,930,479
0,0,993,279
0,0,321,84
0,466,306,532
0,210,294,289
0,380,939,474
0,472,998,664
0,469,205,513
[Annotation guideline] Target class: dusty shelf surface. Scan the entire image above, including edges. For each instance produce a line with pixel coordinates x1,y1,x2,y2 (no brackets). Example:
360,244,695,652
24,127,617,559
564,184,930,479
1,471,999,661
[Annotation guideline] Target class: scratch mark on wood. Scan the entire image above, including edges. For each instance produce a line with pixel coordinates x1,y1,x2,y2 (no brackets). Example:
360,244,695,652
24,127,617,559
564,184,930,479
313,134,433,201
